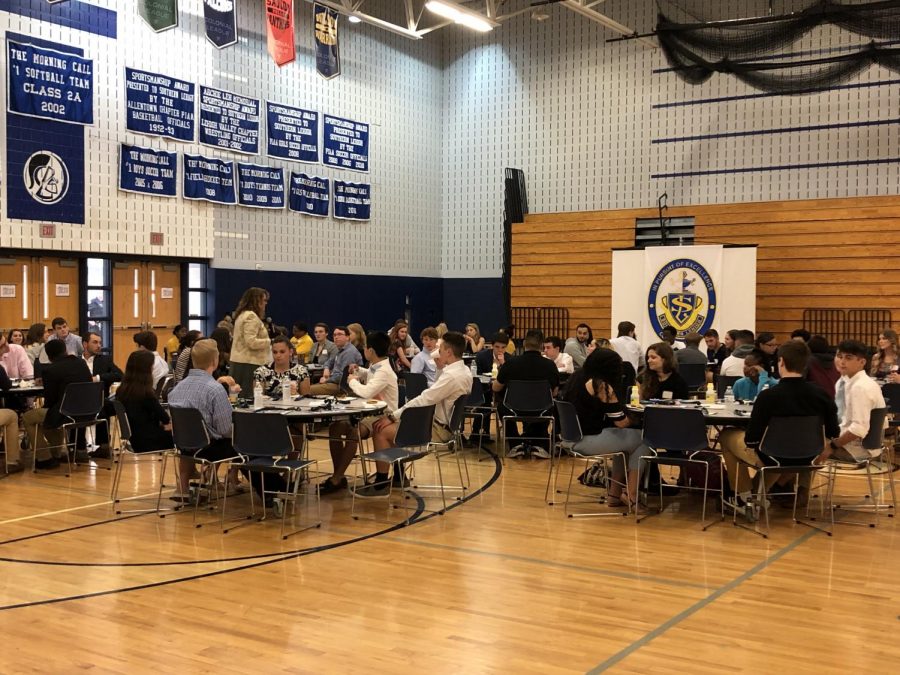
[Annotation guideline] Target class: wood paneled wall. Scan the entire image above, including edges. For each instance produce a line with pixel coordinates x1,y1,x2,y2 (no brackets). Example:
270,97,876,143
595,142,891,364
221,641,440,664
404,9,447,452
511,195,900,342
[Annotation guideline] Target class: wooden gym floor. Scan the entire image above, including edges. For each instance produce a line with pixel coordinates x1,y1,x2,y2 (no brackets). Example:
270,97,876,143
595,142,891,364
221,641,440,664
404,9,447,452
0,441,897,673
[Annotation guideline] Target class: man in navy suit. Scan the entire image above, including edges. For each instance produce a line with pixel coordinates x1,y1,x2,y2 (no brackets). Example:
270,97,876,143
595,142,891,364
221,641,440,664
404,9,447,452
79,332,123,458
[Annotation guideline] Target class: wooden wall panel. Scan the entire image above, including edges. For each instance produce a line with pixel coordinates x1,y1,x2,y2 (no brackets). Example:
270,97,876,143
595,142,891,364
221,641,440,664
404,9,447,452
511,195,900,342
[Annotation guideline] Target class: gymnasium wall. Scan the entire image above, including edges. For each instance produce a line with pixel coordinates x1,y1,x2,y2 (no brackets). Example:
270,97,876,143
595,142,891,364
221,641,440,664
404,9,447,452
510,195,900,341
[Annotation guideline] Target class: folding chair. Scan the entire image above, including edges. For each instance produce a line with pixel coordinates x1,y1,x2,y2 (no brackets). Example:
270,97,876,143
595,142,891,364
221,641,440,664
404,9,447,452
109,399,176,515
351,405,437,521
499,380,555,463
403,372,428,400
554,400,630,518
735,416,830,538
462,376,491,459
639,405,723,529
417,395,470,493
31,381,108,476
227,412,321,539
716,375,741,399
678,363,707,393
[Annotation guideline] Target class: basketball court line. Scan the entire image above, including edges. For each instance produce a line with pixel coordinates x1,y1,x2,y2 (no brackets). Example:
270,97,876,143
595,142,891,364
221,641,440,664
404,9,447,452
0,491,158,527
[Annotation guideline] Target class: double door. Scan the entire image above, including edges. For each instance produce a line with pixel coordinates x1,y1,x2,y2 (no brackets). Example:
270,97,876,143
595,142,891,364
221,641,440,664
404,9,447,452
112,262,180,368
0,256,79,336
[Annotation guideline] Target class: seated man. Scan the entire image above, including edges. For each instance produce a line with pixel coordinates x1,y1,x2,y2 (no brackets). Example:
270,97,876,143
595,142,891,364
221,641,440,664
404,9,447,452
719,340,839,512
732,351,778,401
674,332,708,366
564,323,592,370
309,326,362,396
310,323,336,366
0,352,23,473
79,332,123,459
493,329,560,459
542,335,574,374
165,324,186,366
410,327,439,385
719,329,756,376
38,316,83,364
24,340,93,469
704,329,728,374
468,332,510,445
290,321,314,364
167,339,243,502
661,326,686,351
818,339,886,463
320,332,398,495
362,332,471,496
609,321,643,373
133,330,170,388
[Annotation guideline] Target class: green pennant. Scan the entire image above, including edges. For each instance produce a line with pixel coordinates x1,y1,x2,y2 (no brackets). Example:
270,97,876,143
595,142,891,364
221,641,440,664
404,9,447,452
139,0,179,33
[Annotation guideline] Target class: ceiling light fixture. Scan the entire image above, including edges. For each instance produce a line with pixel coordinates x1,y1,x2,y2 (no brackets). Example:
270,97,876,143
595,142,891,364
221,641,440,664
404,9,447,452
348,14,362,23
425,1,497,32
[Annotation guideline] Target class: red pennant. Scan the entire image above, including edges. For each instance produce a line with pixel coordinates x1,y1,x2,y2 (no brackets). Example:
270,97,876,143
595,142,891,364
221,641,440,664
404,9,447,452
266,0,295,66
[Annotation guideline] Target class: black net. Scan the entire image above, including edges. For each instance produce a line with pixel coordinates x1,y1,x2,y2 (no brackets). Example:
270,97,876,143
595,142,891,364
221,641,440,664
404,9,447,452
656,0,900,92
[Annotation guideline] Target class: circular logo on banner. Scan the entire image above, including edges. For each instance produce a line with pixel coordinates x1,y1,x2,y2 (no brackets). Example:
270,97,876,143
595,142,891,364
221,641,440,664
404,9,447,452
647,258,717,339
23,151,69,205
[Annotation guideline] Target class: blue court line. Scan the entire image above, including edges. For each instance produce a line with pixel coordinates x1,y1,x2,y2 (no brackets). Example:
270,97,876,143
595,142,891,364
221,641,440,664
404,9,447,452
651,156,900,179
381,536,712,591
586,528,819,674
652,78,900,109
652,117,900,144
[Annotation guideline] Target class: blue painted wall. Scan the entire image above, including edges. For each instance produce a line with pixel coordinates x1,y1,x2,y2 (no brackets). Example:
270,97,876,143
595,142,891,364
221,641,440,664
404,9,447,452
442,278,507,337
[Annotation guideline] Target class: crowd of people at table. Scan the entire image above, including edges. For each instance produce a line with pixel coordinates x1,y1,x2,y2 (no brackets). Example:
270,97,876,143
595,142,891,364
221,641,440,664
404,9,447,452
1,287,897,519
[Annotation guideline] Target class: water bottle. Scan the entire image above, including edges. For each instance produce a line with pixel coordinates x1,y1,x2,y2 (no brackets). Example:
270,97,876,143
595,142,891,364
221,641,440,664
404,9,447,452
705,382,715,403
724,385,735,403
253,381,264,410
470,360,478,376
491,362,499,379
281,379,292,402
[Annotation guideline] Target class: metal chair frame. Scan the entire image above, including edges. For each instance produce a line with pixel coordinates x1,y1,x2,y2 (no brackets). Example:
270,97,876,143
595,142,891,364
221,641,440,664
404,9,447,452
499,380,555,467
31,381,108,477
414,395,470,495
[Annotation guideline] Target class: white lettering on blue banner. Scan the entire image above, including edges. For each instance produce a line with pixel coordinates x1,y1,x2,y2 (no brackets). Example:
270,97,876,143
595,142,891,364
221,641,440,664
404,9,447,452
323,114,368,172
119,144,177,197
199,85,260,155
266,102,318,163
237,162,285,209
183,153,236,204
333,180,370,221
288,172,329,217
125,67,195,142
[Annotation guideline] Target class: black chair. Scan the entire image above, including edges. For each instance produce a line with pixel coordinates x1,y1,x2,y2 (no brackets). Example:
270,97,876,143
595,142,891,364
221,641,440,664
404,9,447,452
339,365,352,395
499,380,555,464
678,363,707,392
403,372,428,400
228,412,320,539
463,376,491,458
716,375,741,399
32,381,108,476
640,405,722,529
739,416,829,538
554,400,630,518
351,405,438,520
411,395,471,498
883,383,900,421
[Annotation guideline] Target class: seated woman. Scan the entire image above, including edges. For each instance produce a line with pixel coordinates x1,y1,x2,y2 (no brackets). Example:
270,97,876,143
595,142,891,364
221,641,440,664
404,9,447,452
806,335,840,397
116,350,174,453
870,329,899,381
173,330,202,383
754,332,780,378
464,323,486,353
562,348,650,510
348,322,367,364
640,342,689,400
210,327,232,380
389,322,413,373
253,336,311,398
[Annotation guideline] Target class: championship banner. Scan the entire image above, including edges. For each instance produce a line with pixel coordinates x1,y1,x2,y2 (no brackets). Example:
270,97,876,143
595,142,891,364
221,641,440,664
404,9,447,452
314,3,340,79
183,154,236,204
266,0,295,66
7,39,94,125
47,1,68,4
6,36,85,224
125,68,195,142
323,115,368,172
288,172,329,217
203,0,237,49
199,86,260,154
237,163,285,209
643,245,723,344
119,144,177,197
139,0,178,32
267,102,318,162
333,180,370,221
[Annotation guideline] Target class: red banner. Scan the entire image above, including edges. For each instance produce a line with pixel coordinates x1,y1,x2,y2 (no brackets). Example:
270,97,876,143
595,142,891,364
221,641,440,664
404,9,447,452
266,0,295,67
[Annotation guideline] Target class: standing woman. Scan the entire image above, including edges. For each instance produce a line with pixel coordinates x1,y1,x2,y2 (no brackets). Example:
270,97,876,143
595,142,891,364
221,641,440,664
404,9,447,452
641,342,689,400
24,323,48,364
464,323,485,353
230,287,272,398
870,329,899,380
389,322,412,372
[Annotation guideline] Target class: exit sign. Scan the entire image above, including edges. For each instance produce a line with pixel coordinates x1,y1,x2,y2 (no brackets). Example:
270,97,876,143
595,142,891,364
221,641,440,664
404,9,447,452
40,224,56,238
150,232,164,246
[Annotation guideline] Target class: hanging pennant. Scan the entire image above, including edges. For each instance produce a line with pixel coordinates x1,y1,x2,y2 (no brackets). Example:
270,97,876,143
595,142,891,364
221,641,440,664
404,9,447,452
266,0,295,66
314,3,340,79
203,0,238,48
138,0,179,33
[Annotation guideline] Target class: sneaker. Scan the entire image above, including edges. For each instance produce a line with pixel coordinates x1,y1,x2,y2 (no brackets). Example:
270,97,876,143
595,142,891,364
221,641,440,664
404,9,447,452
319,476,348,495
506,444,527,458
355,483,391,498
272,498,284,518
531,446,552,459
392,471,410,488
89,445,111,460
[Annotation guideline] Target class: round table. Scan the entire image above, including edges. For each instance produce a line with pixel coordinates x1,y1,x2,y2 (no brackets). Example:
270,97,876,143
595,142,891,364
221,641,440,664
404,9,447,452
627,400,754,426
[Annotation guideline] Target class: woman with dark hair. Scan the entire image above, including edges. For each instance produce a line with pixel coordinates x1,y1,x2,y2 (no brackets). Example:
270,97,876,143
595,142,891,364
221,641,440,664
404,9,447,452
754,331,780,377
253,336,310,398
806,335,840,398
24,322,49,364
7,328,24,346
640,342,689,400
723,329,740,355
562,348,650,510
173,330,202,383
210,327,232,379
871,329,899,381
389,321,412,372
116,351,173,453
230,287,272,398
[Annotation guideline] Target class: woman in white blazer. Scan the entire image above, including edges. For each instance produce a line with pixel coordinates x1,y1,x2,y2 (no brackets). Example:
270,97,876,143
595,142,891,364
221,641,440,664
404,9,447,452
229,287,272,399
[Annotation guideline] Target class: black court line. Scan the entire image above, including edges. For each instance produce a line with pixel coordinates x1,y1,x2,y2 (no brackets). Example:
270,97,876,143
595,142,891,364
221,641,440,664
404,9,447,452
0,453,502,610
0,513,150,547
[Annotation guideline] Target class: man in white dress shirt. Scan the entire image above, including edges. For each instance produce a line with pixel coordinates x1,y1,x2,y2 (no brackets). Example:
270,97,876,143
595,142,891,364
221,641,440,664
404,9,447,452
609,321,643,373
542,336,574,374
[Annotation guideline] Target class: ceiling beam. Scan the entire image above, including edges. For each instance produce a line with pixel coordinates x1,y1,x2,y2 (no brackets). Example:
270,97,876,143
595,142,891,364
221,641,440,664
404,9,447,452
561,0,656,49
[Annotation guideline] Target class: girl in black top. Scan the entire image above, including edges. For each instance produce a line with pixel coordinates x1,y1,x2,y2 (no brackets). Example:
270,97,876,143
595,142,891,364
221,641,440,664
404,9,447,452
641,342,689,400
116,350,174,453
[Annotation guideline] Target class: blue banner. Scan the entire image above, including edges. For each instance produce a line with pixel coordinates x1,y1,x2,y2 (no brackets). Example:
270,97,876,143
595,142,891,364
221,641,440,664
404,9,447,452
333,180,370,221
314,3,340,79
183,154,236,204
203,0,237,48
323,115,369,172
289,172,329,217
199,86,260,155
6,38,93,125
237,163,285,209
125,68,195,142
119,144,177,197
266,102,318,163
